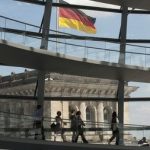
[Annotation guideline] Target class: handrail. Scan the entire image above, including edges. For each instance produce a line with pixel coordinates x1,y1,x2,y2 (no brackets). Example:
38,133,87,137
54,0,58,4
1,15,150,46
0,110,149,129
0,15,74,36
1,15,150,48
1,27,150,56
1,16,150,67
0,126,150,132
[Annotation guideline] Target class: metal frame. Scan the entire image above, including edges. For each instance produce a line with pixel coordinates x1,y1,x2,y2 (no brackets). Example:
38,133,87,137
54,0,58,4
2,0,150,145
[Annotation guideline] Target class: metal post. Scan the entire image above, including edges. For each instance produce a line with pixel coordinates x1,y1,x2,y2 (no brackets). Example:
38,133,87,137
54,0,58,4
37,0,52,106
118,0,128,145
37,0,52,139
117,80,124,145
119,1,128,64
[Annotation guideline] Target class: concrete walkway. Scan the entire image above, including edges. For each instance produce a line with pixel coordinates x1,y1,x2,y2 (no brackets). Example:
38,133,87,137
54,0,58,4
0,136,149,150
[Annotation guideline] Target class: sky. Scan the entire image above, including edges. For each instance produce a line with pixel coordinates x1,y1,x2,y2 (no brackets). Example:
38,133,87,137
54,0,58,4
1,0,150,139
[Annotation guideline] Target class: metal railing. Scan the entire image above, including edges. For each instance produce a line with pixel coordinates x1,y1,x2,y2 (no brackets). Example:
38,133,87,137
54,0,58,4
0,110,149,145
1,16,150,68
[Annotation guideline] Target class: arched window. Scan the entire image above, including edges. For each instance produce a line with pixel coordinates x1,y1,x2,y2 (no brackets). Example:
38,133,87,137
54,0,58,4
86,107,91,121
103,108,110,123
86,106,95,128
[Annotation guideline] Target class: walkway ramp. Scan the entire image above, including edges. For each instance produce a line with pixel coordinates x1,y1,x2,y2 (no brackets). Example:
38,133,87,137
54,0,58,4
1,39,150,83
0,136,149,150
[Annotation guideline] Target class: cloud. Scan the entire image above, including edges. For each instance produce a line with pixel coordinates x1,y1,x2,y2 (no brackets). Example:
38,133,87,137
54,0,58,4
131,104,150,114
138,106,150,114
130,82,150,97
16,2,22,6
64,0,119,17
17,1,30,6
129,82,150,126
129,103,150,125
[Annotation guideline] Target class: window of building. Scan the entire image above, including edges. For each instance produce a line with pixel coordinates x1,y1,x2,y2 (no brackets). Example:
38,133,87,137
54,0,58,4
86,107,91,121
104,108,109,123
86,106,95,128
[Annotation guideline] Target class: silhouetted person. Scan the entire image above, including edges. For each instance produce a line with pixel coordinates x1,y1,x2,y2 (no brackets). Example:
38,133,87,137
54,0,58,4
70,110,77,142
108,111,119,145
138,137,149,146
54,111,66,142
33,105,45,140
74,111,88,143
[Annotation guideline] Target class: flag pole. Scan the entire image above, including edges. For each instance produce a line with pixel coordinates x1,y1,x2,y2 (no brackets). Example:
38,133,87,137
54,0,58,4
56,0,59,53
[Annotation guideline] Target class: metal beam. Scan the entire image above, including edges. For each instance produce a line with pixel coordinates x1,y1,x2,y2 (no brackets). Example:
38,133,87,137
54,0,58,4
15,0,150,13
0,95,149,102
4,27,150,43
36,0,52,140
36,0,52,106
91,0,150,10
52,2,121,13
15,0,46,5
118,1,128,145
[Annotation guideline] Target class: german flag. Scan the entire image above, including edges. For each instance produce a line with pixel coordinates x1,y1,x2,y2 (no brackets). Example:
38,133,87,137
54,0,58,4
59,1,96,34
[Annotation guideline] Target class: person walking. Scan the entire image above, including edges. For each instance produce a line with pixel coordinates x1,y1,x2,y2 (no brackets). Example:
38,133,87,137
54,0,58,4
33,105,45,140
108,111,119,145
54,111,66,142
74,111,88,143
70,110,77,142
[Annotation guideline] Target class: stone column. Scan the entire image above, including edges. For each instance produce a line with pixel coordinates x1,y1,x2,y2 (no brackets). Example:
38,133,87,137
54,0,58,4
97,102,104,127
94,108,97,127
9,102,12,128
62,101,69,127
80,102,86,121
24,102,30,128
51,101,62,119
62,101,69,120
4,102,10,128
97,102,104,142
124,102,129,124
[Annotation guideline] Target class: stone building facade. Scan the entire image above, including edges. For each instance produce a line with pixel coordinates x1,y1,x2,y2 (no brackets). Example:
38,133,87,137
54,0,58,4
0,70,137,141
